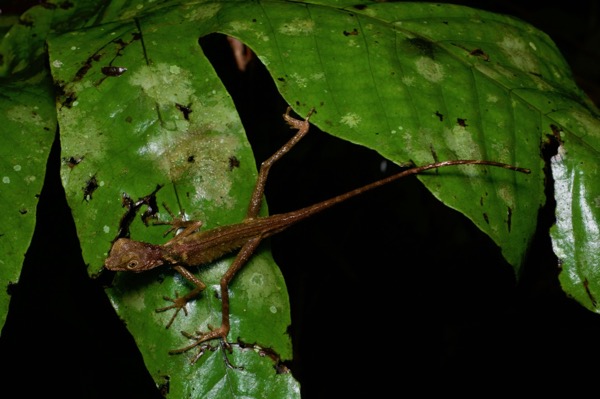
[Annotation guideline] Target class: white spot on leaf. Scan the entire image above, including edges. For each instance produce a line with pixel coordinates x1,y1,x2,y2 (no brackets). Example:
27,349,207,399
182,3,221,21
402,76,415,86
129,63,194,106
444,126,482,162
278,18,315,35
340,113,361,127
290,72,307,88
498,36,538,72
415,57,444,82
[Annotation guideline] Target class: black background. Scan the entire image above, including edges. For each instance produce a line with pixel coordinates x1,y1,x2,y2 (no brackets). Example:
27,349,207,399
1,1,600,397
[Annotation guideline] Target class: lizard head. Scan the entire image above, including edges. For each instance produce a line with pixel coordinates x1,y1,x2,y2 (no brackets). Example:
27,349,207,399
104,238,164,272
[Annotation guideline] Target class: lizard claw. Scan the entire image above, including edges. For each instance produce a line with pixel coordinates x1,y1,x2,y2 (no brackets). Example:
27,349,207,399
153,203,202,238
169,326,228,354
156,292,189,328
170,328,238,368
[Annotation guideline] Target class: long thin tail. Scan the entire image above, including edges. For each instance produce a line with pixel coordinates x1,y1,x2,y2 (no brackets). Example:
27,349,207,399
277,159,530,225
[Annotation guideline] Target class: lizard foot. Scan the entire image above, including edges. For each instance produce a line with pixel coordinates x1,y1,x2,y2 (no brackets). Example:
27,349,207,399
169,326,239,368
155,292,189,328
153,202,202,238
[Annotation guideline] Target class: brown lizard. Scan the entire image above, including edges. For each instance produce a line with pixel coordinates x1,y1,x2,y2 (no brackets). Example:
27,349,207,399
104,107,530,361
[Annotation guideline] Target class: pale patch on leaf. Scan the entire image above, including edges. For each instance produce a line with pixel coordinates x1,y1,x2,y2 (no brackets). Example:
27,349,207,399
340,112,361,128
415,56,444,83
129,63,194,106
498,35,539,73
278,18,315,35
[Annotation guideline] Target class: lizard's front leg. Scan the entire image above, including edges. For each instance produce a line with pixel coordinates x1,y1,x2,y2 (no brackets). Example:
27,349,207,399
155,202,203,242
156,265,207,328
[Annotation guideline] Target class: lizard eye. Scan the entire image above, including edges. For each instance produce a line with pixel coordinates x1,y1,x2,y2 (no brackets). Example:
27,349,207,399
126,259,139,270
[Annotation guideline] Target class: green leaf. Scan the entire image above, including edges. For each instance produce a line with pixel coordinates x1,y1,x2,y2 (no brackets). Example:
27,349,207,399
550,107,600,313
48,6,296,397
0,71,56,331
0,0,152,334
0,0,111,77
0,72,56,327
212,0,547,271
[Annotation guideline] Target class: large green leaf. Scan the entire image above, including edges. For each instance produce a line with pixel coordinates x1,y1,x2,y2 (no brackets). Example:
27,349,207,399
47,5,301,398
550,105,600,313
0,70,56,330
0,0,106,332
0,1,110,77
48,10,297,398
215,0,548,270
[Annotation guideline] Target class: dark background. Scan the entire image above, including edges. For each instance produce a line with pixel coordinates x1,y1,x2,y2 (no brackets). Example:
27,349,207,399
1,1,600,397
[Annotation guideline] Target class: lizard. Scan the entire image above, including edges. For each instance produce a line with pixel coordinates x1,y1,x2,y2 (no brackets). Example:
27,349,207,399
104,107,530,362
